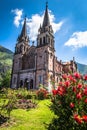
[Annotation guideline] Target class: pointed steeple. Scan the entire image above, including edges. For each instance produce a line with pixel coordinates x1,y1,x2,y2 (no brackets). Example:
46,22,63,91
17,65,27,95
15,16,29,54
20,17,27,38
17,17,29,42
42,2,50,28
37,2,54,49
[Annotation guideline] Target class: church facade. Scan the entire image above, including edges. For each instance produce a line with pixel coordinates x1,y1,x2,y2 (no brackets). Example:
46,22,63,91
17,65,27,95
11,3,77,91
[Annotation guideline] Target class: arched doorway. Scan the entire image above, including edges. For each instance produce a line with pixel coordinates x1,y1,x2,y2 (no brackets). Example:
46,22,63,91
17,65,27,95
30,79,33,89
24,78,29,90
20,80,23,87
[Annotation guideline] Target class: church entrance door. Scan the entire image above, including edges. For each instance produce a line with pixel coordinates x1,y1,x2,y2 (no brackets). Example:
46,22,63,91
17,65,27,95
24,78,29,90
30,79,33,89
20,80,23,88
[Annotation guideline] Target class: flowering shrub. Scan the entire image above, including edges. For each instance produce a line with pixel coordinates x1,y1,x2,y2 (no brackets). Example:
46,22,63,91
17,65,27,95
49,73,87,130
36,88,48,100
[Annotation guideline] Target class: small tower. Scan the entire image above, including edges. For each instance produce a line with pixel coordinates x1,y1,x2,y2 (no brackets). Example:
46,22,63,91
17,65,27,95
36,2,55,91
15,17,29,55
11,17,30,88
37,2,54,49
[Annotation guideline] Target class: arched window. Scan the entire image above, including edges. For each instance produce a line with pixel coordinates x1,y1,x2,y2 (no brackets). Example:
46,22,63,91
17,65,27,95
24,46,25,51
48,38,50,44
38,75,43,84
30,79,33,89
20,80,23,87
43,37,45,44
51,39,53,47
57,77,58,83
40,38,42,45
13,77,16,84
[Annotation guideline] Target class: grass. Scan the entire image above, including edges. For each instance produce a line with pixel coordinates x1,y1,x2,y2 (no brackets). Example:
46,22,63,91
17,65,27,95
0,100,55,130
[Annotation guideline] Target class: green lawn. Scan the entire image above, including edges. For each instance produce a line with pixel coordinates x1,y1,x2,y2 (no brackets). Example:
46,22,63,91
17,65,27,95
0,100,55,130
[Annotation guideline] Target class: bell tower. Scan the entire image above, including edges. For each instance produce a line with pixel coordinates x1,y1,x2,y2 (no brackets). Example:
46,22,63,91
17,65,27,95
15,17,29,55
36,2,55,91
37,2,54,50
11,17,30,88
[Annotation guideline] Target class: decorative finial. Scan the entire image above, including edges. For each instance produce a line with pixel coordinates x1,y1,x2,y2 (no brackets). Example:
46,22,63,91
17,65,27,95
73,57,75,62
32,41,35,46
40,24,41,28
24,15,27,21
46,1,48,8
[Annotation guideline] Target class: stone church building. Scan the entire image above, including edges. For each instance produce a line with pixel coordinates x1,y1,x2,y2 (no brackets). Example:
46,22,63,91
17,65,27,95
11,3,77,91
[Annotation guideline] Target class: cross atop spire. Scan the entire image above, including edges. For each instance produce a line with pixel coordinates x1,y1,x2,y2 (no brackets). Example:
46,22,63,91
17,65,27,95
42,1,50,28
46,1,48,8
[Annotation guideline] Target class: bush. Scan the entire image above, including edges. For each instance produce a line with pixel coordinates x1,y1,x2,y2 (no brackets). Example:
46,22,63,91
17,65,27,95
46,93,52,99
16,88,37,100
0,90,17,122
48,73,87,130
36,88,48,100
0,70,11,88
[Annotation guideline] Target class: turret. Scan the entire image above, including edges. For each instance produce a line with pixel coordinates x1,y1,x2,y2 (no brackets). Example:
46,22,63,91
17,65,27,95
37,2,54,49
15,17,29,55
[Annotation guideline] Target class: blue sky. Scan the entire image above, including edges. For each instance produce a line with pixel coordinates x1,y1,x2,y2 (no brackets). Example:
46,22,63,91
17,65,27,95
0,0,87,64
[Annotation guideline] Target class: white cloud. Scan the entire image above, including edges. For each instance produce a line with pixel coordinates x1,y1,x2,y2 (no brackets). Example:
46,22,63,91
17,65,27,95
26,10,64,41
64,31,87,49
11,9,64,41
11,9,23,27
26,14,43,41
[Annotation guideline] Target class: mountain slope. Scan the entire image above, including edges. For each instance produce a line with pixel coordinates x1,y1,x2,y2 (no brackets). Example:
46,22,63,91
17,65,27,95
77,62,87,74
0,45,13,73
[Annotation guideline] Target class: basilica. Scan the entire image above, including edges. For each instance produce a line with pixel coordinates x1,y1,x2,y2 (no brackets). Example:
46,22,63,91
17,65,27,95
11,3,77,91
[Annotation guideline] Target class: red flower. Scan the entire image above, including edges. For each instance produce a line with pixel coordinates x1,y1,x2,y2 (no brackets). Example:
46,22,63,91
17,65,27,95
59,81,63,86
74,114,82,124
73,87,77,93
83,87,87,95
52,89,57,95
82,115,87,122
68,75,74,81
62,74,67,80
74,72,81,79
73,78,77,83
77,84,82,89
76,92,82,99
70,102,75,108
64,81,70,87
57,86,66,96
84,98,87,103
84,75,87,80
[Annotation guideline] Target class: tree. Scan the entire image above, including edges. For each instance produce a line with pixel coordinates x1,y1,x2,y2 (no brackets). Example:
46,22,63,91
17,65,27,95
0,70,11,88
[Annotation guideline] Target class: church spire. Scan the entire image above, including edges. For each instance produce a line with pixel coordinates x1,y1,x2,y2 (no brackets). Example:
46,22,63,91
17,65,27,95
37,2,54,49
42,2,50,28
17,17,29,42
20,17,27,38
15,16,29,54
